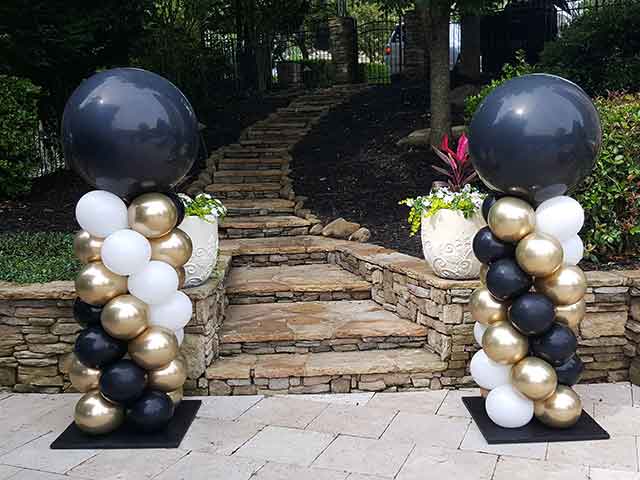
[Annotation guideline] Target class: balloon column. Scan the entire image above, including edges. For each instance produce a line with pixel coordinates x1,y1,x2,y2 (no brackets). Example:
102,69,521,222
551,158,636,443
468,74,601,430
63,68,198,435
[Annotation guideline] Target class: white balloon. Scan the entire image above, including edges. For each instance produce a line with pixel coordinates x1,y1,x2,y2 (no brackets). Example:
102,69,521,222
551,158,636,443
561,235,584,265
175,328,185,346
101,229,152,276
485,384,534,428
128,261,178,305
75,191,128,238
474,322,488,347
535,196,584,241
149,291,193,330
470,350,512,390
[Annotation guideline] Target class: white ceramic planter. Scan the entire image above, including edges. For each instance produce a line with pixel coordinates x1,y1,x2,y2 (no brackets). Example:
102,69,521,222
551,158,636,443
178,215,219,288
421,209,486,280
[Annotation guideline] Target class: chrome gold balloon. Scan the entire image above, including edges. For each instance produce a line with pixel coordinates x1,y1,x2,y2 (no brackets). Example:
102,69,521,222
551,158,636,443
148,356,187,392
482,321,529,365
535,265,587,305
469,288,509,325
534,385,583,428
175,266,186,289
73,230,104,264
555,299,586,332
167,387,184,406
488,197,536,243
69,354,101,393
150,228,193,268
75,262,128,306
511,357,558,401
479,264,489,286
74,390,125,435
101,294,149,340
128,326,179,369
515,232,564,277
128,193,178,239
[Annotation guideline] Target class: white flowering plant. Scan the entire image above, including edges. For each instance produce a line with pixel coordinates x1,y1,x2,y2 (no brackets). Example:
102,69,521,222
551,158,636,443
179,193,227,223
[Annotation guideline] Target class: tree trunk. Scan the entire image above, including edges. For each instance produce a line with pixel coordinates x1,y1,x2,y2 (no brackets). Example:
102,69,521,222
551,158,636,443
460,14,481,81
428,1,452,146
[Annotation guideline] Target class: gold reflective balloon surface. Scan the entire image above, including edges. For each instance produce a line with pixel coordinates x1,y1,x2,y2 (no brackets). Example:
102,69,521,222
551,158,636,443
482,321,529,365
488,197,536,243
74,390,124,435
150,228,193,268
511,357,558,401
167,387,183,406
470,288,509,325
129,326,179,369
148,356,187,392
175,266,186,289
479,264,489,286
128,193,178,239
555,299,586,333
535,265,587,305
534,385,583,428
69,354,101,393
515,232,564,277
101,294,149,340
75,262,128,306
73,230,104,264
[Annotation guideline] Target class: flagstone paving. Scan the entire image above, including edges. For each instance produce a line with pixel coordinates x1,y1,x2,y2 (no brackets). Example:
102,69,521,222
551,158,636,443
0,384,639,478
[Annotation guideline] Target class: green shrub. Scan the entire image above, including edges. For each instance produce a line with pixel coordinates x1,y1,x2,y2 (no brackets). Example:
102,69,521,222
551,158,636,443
0,232,80,284
575,93,640,261
0,75,42,199
362,63,391,85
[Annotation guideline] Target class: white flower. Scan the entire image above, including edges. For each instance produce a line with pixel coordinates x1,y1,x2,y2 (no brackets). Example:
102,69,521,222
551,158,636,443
177,193,192,205
196,193,213,200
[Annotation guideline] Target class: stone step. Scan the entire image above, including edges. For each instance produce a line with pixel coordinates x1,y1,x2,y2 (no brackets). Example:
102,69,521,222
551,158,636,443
205,182,281,194
251,122,309,130
206,349,447,395
239,139,297,148
220,215,311,238
218,158,288,171
223,199,295,215
225,264,371,303
213,169,286,183
222,146,290,158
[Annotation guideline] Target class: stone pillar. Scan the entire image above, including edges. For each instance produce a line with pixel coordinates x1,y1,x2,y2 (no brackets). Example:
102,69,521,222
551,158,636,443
403,10,428,82
329,17,358,84
460,14,481,81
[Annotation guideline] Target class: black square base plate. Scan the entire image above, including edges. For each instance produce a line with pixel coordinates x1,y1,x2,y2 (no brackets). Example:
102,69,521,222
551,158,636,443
463,396,609,444
50,400,201,449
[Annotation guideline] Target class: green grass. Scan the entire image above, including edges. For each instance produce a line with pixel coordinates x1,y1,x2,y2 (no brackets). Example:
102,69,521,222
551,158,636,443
0,232,80,284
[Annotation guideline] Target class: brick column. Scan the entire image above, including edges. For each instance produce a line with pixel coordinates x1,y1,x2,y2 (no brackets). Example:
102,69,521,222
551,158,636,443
329,16,358,84
403,10,428,82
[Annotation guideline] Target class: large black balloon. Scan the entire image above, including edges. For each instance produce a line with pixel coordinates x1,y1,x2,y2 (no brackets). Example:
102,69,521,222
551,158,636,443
510,293,555,336
481,194,501,222
73,298,103,327
473,226,515,264
530,323,577,367
127,391,174,432
555,354,584,386
469,74,601,203
164,190,186,226
486,258,532,301
100,360,147,404
75,326,127,369
62,68,199,198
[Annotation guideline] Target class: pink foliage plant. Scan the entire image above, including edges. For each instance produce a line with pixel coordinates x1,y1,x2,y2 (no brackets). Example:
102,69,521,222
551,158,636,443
431,133,477,192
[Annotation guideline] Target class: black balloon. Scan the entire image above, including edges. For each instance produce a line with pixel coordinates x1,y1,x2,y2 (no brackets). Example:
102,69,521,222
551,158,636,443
100,360,147,404
469,74,601,203
555,354,584,386
127,391,175,432
164,191,186,226
62,68,199,198
473,226,515,264
73,298,103,327
510,293,555,336
486,258,532,301
75,326,127,369
530,323,577,367
481,194,501,222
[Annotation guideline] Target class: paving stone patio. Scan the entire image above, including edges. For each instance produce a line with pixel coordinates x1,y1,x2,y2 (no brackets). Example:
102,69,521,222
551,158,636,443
1,384,639,479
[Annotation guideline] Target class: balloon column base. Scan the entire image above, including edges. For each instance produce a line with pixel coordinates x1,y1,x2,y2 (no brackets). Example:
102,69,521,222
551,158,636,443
50,400,201,450
462,397,609,444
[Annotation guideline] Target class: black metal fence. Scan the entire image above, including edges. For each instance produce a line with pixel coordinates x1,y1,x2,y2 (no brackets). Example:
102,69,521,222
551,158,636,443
357,19,399,84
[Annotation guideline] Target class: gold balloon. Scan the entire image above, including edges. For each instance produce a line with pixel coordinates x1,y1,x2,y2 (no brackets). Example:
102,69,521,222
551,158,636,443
74,390,124,435
128,193,178,239
167,388,183,406
175,266,186,289
469,288,509,325
129,326,179,369
150,228,193,268
535,265,587,305
148,356,188,392
75,262,128,306
479,264,489,285
101,294,149,340
515,232,564,277
555,299,586,332
488,197,536,243
69,354,101,393
534,385,583,428
511,357,558,401
482,321,529,365
73,230,103,264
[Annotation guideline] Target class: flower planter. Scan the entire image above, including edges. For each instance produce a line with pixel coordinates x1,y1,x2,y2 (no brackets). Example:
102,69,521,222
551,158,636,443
178,215,219,288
